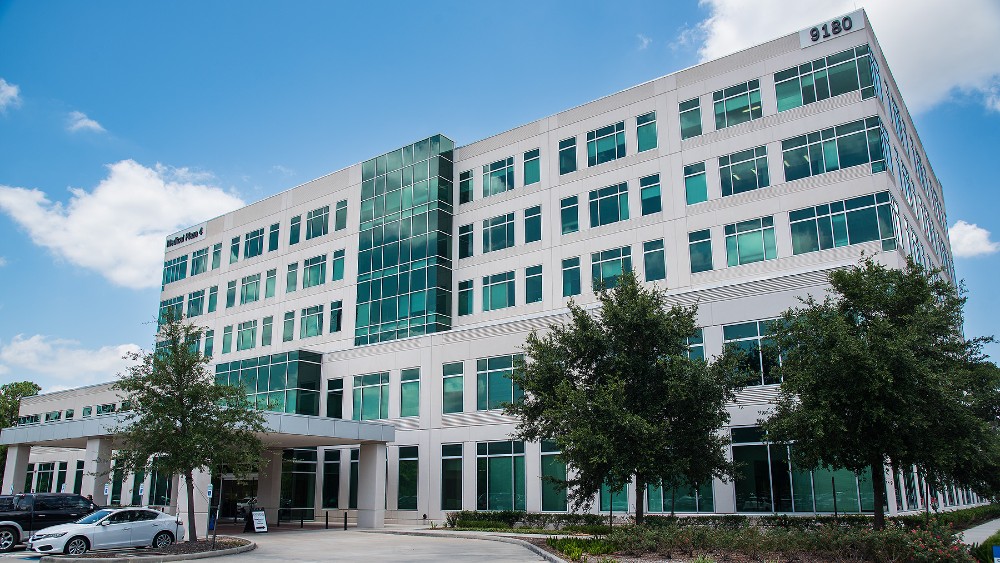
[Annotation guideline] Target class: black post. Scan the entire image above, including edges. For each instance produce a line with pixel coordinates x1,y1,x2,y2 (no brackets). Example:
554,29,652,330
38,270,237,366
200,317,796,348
325,511,329,529
300,514,304,528
275,509,279,527
343,511,347,531
832,476,839,519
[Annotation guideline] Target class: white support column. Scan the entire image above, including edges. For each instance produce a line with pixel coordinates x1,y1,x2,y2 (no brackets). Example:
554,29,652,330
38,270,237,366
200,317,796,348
256,450,282,524
168,475,181,515
81,438,112,505
357,443,386,529
2,444,31,495
884,467,899,516
174,469,212,538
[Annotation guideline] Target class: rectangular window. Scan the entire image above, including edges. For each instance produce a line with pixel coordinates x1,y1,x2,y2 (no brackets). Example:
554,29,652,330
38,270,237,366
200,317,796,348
782,117,887,182
352,372,389,420
562,257,581,297
306,205,330,240
560,196,578,234
482,157,514,197
187,290,205,317
720,146,769,196
159,296,183,324
476,440,526,511
458,224,473,259
790,191,898,255
541,441,567,511
244,228,264,259
162,255,188,286
482,271,515,311
524,205,542,243
458,279,474,316
726,216,777,266
262,316,273,346
207,286,218,313
225,280,236,308
525,265,543,304
684,162,708,205
648,481,714,513
282,311,294,342
400,368,420,418
723,320,781,385
639,174,661,215
442,444,463,510
211,243,222,270
268,223,279,252
335,199,347,231
265,269,276,298
679,97,703,139
589,182,629,227
558,137,577,175
591,246,632,290
636,111,657,152
523,148,540,186
286,263,298,293
331,249,345,281
349,449,358,509
689,230,713,273
587,121,626,166
327,379,344,418
330,300,343,333
289,215,301,245
601,483,628,512
398,446,418,510
300,304,324,338
687,328,704,360
442,362,464,414
240,274,261,304
191,247,208,276
643,240,666,281
237,320,257,351
459,170,473,204
322,449,340,509
221,326,233,354
477,354,524,411
775,45,877,112
713,79,762,130
230,236,240,264
303,254,327,288
483,213,515,253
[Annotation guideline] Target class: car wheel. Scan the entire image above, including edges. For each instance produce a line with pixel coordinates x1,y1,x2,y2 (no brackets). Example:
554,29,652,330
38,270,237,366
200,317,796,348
64,537,89,555
153,531,174,548
0,526,17,552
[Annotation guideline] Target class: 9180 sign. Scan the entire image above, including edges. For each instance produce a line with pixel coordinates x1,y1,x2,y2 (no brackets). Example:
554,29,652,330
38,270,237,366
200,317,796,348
809,16,854,42
798,10,865,48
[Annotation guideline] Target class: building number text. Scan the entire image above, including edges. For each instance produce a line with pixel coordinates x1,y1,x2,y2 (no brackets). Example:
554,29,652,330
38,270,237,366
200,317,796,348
809,16,853,42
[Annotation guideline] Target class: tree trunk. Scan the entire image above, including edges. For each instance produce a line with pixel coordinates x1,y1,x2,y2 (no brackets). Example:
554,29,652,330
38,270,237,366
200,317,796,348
635,477,645,525
185,471,198,542
871,457,886,531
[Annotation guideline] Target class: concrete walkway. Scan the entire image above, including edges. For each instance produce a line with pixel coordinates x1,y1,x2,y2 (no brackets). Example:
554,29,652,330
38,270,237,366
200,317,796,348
962,518,1000,545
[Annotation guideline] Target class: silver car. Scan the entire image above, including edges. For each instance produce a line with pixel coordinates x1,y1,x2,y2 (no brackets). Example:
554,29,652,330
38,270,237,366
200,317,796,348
26,507,185,555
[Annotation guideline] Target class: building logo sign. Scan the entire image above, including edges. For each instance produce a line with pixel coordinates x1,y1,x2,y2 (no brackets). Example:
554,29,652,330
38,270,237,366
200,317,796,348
165,223,207,250
799,10,865,48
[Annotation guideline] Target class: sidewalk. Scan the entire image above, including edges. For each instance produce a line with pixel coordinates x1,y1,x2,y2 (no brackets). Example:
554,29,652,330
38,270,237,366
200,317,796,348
961,518,1000,545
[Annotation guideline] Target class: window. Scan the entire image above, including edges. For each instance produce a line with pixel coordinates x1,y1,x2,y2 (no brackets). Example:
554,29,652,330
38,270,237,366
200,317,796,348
322,449,340,509
282,311,294,342
400,368,420,418
353,372,389,420
327,379,344,418
477,354,523,411
558,137,577,175
643,240,666,281
525,265,543,304
726,217,777,266
483,213,515,253
790,192,898,255
482,157,514,197
229,236,240,264
304,255,326,288
601,483,628,512
636,111,657,152
306,206,330,240
237,320,257,351
442,362,464,414
782,117,888,182
560,196,578,234
335,199,347,231
477,441,525,511
591,246,632,290
523,148,540,185
562,257,581,297
524,205,542,243
158,296,183,324
458,224,473,259
268,223,279,252
262,316,273,346
225,280,237,308
458,280,474,316
724,320,781,386
207,286,218,313
162,255,188,286
330,300,343,333
648,482,714,513
713,79,762,130
265,269,276,298
720,146,769,196
589,183,629,227
187,290,205,318
442,444,463,510
689,230,713,273
687,328,704,360
300,304,324,338
482,271,515,311
191,247,208,275
211,243,222,270
244,228,264,259
331,249,345,281
775,45,877,112
221,326,233,354
397,446,418,510
684,162,708,205
679,97,702,139
587,121,626,166
289,215,301,245
459,170,473,204
286,263,298,293
540,441,567,511
240,273,261,304
639,174,661,215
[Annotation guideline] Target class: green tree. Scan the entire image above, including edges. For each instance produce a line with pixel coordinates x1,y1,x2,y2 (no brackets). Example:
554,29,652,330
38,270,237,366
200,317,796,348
112,315,268,541
506,271,743,523
762,257,999,529
0,381,42,483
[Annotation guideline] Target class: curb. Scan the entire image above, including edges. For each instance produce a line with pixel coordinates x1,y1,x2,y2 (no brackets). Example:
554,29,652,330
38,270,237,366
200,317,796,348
40,539,256,562
360,529,568,563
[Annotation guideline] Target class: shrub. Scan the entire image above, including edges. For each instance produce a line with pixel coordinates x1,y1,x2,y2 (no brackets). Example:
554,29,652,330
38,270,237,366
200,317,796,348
971,530,1000,563
547,537,618,561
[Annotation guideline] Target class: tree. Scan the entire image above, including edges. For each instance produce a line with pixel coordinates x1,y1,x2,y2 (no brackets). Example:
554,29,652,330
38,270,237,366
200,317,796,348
506,271,743,523
112,315,268,542
762,257,1000,529
0,381,41,483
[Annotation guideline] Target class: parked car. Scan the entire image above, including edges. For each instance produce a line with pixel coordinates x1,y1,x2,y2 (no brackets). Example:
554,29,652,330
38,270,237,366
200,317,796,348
0,493,99,552
26,507,184,555
235,496,257,518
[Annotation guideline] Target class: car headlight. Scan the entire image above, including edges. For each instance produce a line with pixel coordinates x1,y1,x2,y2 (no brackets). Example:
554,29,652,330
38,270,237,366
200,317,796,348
34,532,67,539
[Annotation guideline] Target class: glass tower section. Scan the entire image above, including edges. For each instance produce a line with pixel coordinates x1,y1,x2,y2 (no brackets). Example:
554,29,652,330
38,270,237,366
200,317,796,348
356,135,455,345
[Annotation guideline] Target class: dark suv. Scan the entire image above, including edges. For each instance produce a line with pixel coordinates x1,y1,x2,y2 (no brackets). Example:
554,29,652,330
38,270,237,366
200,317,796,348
0,493,99,552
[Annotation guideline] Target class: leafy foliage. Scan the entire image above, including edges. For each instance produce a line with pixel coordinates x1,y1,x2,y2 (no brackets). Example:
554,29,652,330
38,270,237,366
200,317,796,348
0,381,41,482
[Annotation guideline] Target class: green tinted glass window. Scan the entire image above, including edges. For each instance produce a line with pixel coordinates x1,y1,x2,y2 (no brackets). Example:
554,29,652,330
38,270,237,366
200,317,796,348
713,79,762,130
560,196,578,234
679,98,702,139
400,368,420,418
587,121,626,166
684,162,708,205
643,239,666,281
523,148,540,186
589,182,629,227
725,217,777,266
562,257,581,297
525,265,542,304
639,174,661,215
558,137,576,175
720,146,769,196
636,111,657,152
524,205,542,243
689,230,713,273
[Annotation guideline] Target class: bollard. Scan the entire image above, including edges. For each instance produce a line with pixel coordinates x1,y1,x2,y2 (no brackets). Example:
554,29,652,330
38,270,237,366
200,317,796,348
326,511,329,529
343,512,347,531
300,514,304,528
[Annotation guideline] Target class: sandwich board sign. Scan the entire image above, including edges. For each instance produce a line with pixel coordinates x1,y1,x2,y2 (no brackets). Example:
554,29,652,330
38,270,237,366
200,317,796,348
251,510,268,533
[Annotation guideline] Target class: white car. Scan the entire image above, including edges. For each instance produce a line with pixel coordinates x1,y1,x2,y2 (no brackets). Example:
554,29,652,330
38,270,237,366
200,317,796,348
26,507,185,555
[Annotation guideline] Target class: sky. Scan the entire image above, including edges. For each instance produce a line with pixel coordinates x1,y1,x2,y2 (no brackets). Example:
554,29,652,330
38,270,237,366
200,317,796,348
0,0,998,393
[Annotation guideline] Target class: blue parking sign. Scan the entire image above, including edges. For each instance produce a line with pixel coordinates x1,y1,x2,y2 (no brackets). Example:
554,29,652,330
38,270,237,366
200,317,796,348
992,545,1000,563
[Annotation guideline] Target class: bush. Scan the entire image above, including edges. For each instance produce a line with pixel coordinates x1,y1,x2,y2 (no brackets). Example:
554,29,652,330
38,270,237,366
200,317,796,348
546,537,618,561
970,530,1000,563
444,510,606,530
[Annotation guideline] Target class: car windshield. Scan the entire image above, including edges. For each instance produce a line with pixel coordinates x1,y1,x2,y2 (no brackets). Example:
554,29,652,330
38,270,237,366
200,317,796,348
77,509,115,524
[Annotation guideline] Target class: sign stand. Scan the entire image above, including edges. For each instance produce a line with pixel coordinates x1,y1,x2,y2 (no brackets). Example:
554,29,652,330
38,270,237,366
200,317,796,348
251,510,268,533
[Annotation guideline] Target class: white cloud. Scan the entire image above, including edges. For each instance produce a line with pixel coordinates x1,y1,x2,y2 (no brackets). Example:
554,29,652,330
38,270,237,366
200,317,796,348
0,256,6,267
637,34,652,51
67,110,105,133
949,220,1000,258
0,334,140,390
0,160,245,288
0,78,21,114
695,0,1000,113
270,165,295,176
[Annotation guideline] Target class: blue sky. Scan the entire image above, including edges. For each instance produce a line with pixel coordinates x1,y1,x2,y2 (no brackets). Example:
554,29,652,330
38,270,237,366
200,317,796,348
0,0,998,392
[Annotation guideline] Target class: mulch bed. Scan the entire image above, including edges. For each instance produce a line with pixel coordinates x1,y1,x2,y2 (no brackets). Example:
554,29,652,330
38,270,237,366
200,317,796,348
520,536,847,562
67,537,251,558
